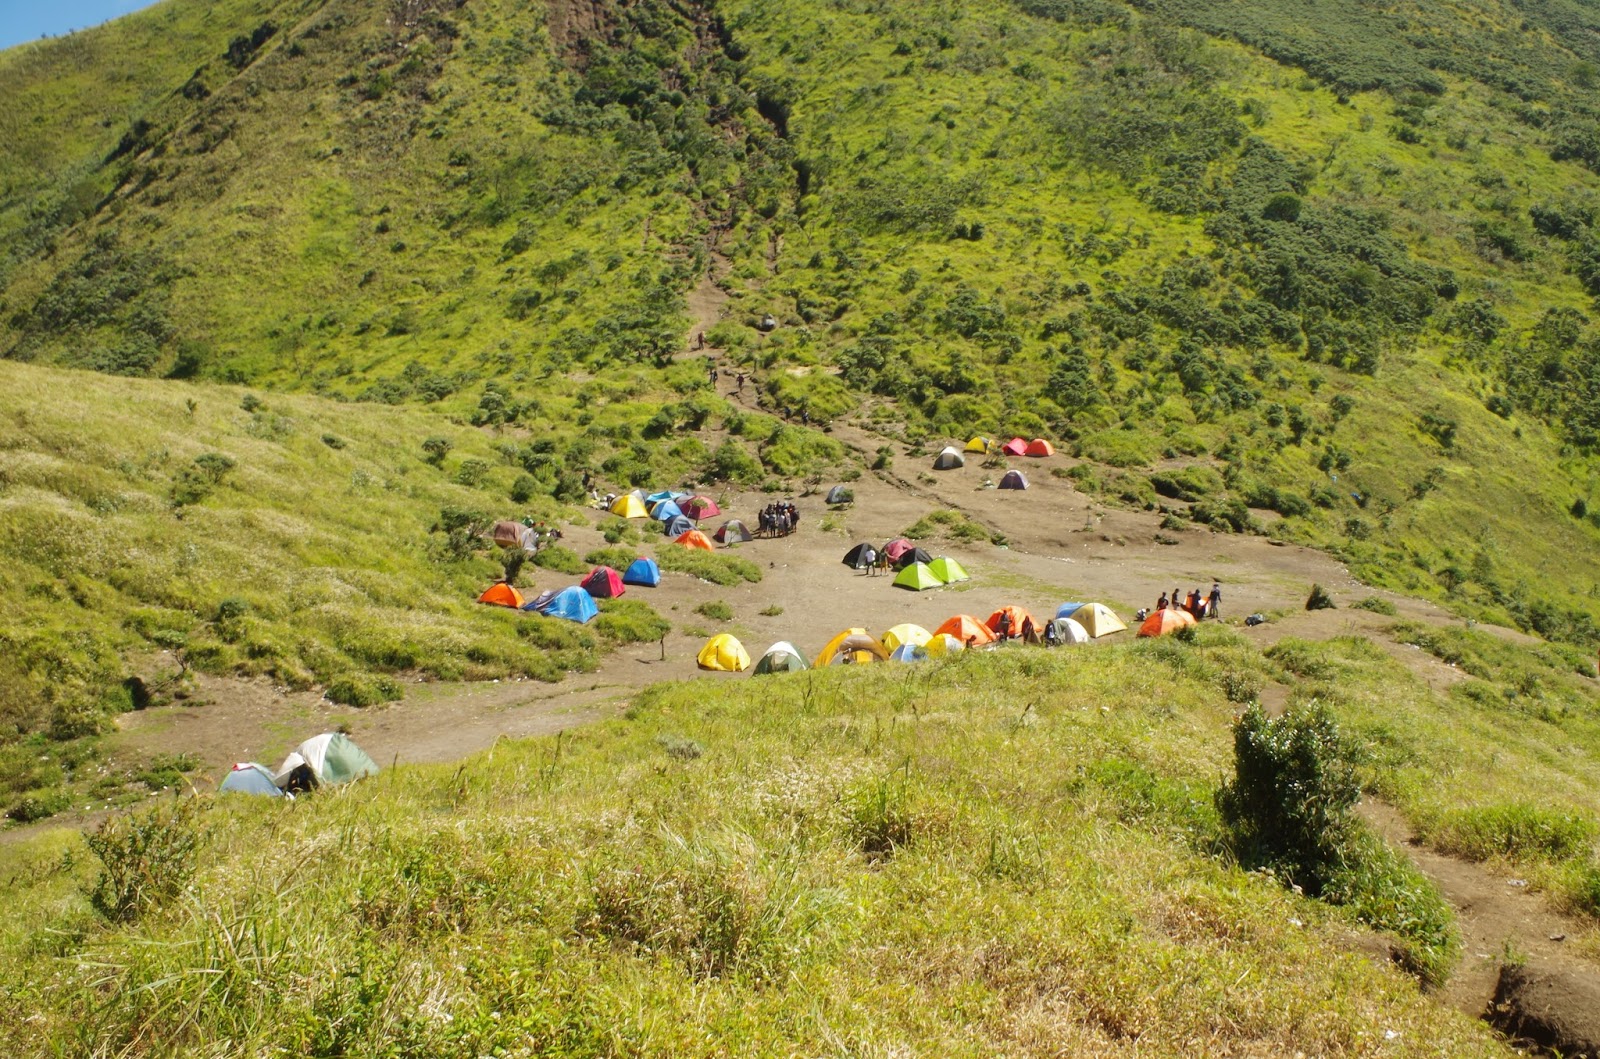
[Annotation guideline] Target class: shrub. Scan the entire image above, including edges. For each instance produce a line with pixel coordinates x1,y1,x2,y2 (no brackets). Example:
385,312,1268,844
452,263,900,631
421,436,453,466
656,549,762,586
1424,804,1596,863
325,674,405,707
582,546,638,570
594,600,671,643
1352,596,1397,616
509,474,539,503
759,604,784,617
695,600,733,621
6,788,71,823
170,452,236,507
85,797,206,922
1306,584,1336,610
533,546,587,575
846,775,914,860
656,734,703,760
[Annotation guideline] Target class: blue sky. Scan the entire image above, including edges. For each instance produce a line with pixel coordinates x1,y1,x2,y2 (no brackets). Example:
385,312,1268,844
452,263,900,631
0,0,160,51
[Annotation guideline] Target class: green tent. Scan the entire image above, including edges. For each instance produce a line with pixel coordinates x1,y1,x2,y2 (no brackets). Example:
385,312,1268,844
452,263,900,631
893,562,943,591
928,556,969,583
753,641,810,674
274,732,380,792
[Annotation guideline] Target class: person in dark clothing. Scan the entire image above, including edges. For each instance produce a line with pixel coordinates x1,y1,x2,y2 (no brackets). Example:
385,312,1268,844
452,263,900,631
1186,589,1202,619
997,611,1013,641
1170,587,1181,610
1208,582,1222,620
737,372,746,394
1156,591,1169,612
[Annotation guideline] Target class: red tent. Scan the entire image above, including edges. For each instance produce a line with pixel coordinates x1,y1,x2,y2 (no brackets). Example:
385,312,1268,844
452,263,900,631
682,496,721,520
1024,438,1054,457
1001,437,1028,456
580,566,626,599
1138,608,1196,637
882,538,915,562
675,529,716,551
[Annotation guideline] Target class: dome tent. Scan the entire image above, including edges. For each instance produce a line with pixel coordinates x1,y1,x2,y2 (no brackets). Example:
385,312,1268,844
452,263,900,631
881,624,932,651
1071,602,1127,637
894,546,933,570
490,520,533,550
610,494,650,519
581,566,626,599
675,529,716,551
1047,617,1090,645
681,496,721,520
754,641,810,675
814,628,891,667
698,633,751,672
842,542,876,568
622,557,660,586
219,762,282,796
273,733,379,793
663,514,695,537
1138,608,1196,638
889,644,928,662
477,582,524,609
652,499,685,522
998,469,1028,490
1024,438,1055,457
893,562,942,591
933,614,997,646
933,447,965,470
529,586,598,623
826,485,853,504
714,519,753,544
928,556,969,583
964,436,992,453
1001,437,1028,457
882,538,915,563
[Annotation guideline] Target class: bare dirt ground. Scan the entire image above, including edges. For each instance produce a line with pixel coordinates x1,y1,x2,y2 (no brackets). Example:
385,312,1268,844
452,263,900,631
77,252,1600,1044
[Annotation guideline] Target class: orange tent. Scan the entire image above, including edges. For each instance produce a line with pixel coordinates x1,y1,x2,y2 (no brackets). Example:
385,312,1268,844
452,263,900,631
1138,608,1196,637
933,614,997,646
674,529,716,551
985,606,1041,639
477,582,524,609
1024,438,1054,457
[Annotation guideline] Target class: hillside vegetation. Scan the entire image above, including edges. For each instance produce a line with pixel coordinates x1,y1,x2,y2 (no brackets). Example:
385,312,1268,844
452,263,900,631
6,626,1595,1055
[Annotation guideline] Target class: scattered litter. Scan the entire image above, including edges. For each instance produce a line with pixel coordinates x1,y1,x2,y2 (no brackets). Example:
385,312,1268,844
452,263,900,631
1550,933,1566,942
1508,878,1528,887
1384,1030,1400,1041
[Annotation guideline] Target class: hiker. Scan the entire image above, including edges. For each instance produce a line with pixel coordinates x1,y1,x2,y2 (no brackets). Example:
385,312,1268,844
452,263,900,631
1170,587,1181,610
1135,608,1149,623
800,408,810,426
1044,621,1058,647
708,365,718,386
1021,616,1039,644
737,372,746,394
1208,582,1222,620
1156,591,1169,612
862,545,877,575
997,610,1013,642
696,331,705,350
1185,589,1202,620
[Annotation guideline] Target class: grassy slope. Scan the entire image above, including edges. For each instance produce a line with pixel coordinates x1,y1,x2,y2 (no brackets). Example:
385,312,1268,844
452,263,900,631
3,636,1564,1056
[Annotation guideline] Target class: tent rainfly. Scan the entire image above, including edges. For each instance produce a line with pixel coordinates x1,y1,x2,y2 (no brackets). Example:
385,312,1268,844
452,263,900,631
477,582,525,609
714,519,753,544
274,733,379,792
998,469,1029,490
1000,437,1028,457
1071,602,1127,637
698,633,751,672
814,629,891,667
219,762,282,796
842,542,876,568
622,558,661,586
581,566,626,599
754,641,810,675
933,447,965,470
928,556,969,583
674,529,716,551
826,485,852,504
530,586,598,623
893,562,942,591
1024,438,1055,457
610,494,650,519
964,436,992,453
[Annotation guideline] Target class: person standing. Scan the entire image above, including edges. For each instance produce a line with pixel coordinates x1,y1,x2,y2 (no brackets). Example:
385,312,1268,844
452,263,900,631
1156,591,1169,612
862,545,877,575
1208,582,1222,620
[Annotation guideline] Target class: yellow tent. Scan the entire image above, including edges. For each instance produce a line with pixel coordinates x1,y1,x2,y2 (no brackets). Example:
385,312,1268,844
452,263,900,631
697,633,751,672
925,633,965,656
1073,602,1128,637
610,494,649,519
882,623,932,652
964,436,992,453
814,628,890,667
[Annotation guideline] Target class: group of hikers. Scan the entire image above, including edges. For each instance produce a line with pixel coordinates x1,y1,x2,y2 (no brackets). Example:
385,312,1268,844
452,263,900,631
1139,582,1222,623
758,501,800,537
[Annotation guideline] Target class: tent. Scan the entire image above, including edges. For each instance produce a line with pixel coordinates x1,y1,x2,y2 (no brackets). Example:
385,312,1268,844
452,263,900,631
714,519,753,544
933,447,965,470
1001,437,1028,457
581,566,626,599
610,494,650,519
652,499,685,522
998,469,1029,490
1139,608,1196,638
754,641,810,675
219,762,282,797
842,542,876,568
674,529,716,551
698,633,751,672
1047,617,1090,645
894,547,933,570
1056,602,1086,620
663,514,695,538
646,490,686,504
534,586,598,624
882,538,915,563
892,562,941,591
491,520,531,550
1072,602,1127,637
928,557,969,583
477,582,524,609
274,733,379,792
826,485,852,504
964,436,993,453
925,633,965,656
814,628,891,667
986,606,1041,640
934,614,997,646
889,644,928,663
882,623,932,652
1024,438,1055,457
622,557,661,587
681,496,721,520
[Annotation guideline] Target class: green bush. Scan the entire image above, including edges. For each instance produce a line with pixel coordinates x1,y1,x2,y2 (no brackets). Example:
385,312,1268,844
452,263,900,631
1306,584,1336,610
1424,804,1596,863
695,600,733,621
583,546,639,570
5,787,70,823
595,600,671,643
85,797,207,922
1352,596,1397,616
533,546,587,575
325,674,405,708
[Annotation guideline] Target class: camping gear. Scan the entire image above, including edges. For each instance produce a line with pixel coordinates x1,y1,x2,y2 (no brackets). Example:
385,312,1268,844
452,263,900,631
609,494,650,519
622,557,660,587
894,547,933,570
219,762,282,797
681,496,721,520
928,557,969,583
1047,617,1090,645
986,606,1041,640
882,538,915,563
998,469,1028,490
1245,613,1266,627
934,614,997,646
889,644,928,663
753,641,810,675
842,542,876,568
273,733,379,792
714,519,753,544
1071,602,1127,637
491,520,532,550
1024,438,1054,457
697,633,751,672
1001,437,1028,457
581,567,626,599
533,586,598,624
964,436,992,453
933,447,965,470
1138,608,1196,637
882,624,932,652
814,628,891,667
477,582,524,609
826,485,852,504
925,633,964,656
652,499,685,522
893,562,942,591
674,529,716,551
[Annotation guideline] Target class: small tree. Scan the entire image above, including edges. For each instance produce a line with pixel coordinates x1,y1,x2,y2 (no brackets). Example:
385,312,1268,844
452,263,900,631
421,436,452,467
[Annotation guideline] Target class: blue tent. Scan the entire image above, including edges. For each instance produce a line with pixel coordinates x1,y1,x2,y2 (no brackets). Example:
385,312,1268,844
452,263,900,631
1056,602,1086,619
646,491,677,504
219,762,283,797
663,514,695,537
889,644,928,663
652,500,685,522
535,586,598,624
622,557,661,587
